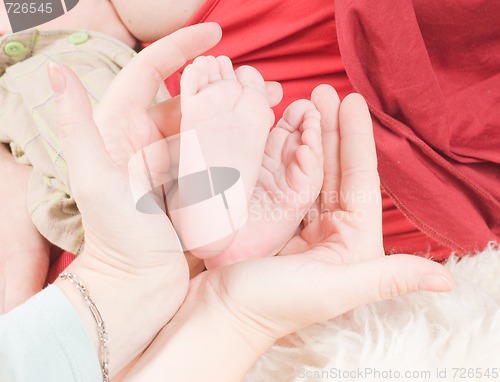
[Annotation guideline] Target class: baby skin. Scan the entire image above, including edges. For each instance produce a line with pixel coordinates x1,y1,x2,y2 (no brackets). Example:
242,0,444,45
174,56,323,267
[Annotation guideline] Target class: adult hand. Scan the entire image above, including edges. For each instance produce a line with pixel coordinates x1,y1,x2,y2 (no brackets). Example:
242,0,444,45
93,23,219,168
281,85,383,262
0,146,49,314
121,88,454,382
48,23,225,377
94,22,281,170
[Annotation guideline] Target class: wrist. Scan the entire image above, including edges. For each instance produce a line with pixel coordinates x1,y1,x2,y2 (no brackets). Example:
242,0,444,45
125,274,275,382
55,250,189,378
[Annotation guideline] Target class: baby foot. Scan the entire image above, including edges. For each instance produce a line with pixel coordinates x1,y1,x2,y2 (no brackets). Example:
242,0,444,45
179,55,272,193
204,99,324,268
168,56,273,253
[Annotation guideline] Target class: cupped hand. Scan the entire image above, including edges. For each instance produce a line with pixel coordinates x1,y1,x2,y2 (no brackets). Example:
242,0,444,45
281,85,383,262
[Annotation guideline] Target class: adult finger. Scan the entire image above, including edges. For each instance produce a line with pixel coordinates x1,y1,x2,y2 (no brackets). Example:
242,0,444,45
100,23,222,115
307,254,454,325
311,85,341,212
148,96,181,139
48,63,115,197
224,252,453,341
338,94,381,229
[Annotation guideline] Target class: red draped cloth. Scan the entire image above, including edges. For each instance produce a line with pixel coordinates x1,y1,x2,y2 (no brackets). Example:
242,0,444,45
165,0,353,122
336,0,500,256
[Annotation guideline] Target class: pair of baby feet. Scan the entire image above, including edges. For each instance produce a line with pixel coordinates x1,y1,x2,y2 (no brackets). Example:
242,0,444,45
171,55,323,268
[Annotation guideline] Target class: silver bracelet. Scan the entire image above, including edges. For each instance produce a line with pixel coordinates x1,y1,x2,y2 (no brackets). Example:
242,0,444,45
59,271,110,382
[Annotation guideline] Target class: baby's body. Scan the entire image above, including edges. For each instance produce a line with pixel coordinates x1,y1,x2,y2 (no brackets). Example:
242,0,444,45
1,0,211,45
0,0,136,47
0,29,142,255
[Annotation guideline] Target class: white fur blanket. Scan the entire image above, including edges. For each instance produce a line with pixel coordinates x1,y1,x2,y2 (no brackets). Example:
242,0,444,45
246,243,500,382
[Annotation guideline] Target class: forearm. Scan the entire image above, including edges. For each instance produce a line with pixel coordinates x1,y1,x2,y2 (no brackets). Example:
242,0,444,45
0,142,51,314
123,277,274,382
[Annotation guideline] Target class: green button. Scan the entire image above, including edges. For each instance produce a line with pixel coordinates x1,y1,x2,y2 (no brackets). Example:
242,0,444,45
68,32,89,45
4,41,27,57
14,145,25,158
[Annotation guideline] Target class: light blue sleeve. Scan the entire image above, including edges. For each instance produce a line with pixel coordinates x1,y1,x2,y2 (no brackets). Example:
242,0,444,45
0,285,101,382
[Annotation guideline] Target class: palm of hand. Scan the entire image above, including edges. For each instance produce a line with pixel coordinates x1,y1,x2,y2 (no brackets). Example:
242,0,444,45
94,92,168,171
283,203,384,264
199,252,355,340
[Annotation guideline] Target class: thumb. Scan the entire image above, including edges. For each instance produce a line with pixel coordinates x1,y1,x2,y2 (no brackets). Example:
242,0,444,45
48,62,115,195
320,254,454,319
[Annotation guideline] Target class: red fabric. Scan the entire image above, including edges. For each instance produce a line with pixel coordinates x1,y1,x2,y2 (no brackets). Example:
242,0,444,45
336,0,500,256
46,250,76,285
381,187,451,261
165,0,353,121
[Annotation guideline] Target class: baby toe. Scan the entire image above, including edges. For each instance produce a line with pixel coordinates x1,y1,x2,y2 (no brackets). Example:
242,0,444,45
207,56,222,83
235,65,266,93
217,56,237,81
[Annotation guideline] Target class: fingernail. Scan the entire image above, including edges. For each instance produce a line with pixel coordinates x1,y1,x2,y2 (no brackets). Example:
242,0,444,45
48,62,66,96
418,274,453,292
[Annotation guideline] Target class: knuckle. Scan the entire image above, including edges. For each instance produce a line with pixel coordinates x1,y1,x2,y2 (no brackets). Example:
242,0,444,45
378,272,409,300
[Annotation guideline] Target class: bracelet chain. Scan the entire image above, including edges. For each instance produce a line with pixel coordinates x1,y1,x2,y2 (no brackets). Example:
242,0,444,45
60,271,110,382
